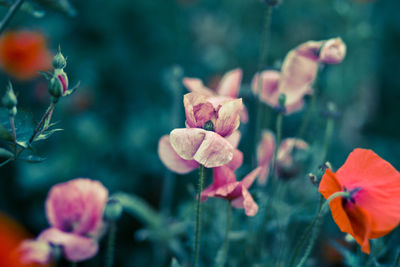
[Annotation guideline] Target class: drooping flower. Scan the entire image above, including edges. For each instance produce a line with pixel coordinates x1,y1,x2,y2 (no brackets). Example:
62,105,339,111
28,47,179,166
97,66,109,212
319,148,400,254
20,178,108,263
257,130,309,184
201,166,261,216
252,38,346,114
183,69,248,122
159,92,243,169
0,31,52,80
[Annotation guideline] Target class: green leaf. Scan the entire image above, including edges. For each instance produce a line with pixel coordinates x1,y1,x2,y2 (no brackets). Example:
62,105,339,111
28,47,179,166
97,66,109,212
114,192,162,229
20,155,46,163
0,108,34,145
170,258,181,267
0,147,13,158
30,0,76,16
0,123,12,141
34,128,63,142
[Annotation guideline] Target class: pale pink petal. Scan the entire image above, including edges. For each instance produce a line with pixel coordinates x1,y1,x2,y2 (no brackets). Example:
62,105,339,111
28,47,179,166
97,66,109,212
214,98,243,137
239,106,249,123
319,38,346,64
183,78,214,97
193,131,234,168
169,128,207,160
285,98,306,114
183,92,214,128
231,186,259,216
277,138,309,168
257,130,276,184
215,182,240,198
225,131,241,148
252,70,281,107
241,167,262,189
225,149,243,171
201,166,237,201
18,240,52,265
158,135,199,174
217,68,242,98
295,41,323,60
45,179,108,236
39,228,98,262
170,129,234,168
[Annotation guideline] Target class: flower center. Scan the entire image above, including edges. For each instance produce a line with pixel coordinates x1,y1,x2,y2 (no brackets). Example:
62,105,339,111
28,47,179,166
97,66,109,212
203,120,214,131
342,186,361,207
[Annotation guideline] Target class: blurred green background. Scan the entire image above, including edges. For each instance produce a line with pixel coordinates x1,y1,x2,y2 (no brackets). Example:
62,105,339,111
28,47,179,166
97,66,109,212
0,0,399,266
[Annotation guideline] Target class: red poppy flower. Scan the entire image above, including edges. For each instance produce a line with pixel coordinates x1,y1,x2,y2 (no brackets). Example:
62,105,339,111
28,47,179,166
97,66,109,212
319,148,400,253
0,31,52,80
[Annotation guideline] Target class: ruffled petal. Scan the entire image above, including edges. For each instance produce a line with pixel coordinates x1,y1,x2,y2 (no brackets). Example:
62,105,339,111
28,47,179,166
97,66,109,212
241,167,262,189
217,68,242,98
201,166,237,201
251,70,280,107
225,131,241,148
183,78,214,97
38,228,99,262
158,135,199,174
183,92,214,128
214,98,243,137
169,128,207,160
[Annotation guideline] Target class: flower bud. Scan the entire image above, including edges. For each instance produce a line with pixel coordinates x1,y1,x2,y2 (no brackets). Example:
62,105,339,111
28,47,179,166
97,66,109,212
278,93,286,107
319,38,346,64
2,82,17,110
52,48,67,69
322,102,340,119
104,198,123,221
48,70,68,99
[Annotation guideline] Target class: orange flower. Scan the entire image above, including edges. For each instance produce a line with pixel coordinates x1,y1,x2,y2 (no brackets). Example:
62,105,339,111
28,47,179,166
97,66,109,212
0,212,49,266
319,148,400,254
0,31,52,80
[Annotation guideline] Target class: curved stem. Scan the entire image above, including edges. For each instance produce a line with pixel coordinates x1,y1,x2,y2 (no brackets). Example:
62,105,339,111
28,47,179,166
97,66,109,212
0,0,24,35
253,5,273,168
297,93,316,141
105,221,117,267
193,165,205,267
295,192,350,267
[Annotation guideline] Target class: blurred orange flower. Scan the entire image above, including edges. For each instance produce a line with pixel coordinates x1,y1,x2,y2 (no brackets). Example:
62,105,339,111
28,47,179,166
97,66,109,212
0,31,52,80
0,212,49,266
319,148,400,254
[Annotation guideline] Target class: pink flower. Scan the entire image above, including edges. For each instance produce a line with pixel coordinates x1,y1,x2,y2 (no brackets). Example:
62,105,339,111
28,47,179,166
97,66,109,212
158,130,243,173
183,69,248,122
201,166,261,216
257,130,309,184
23,178,109,263
18,240,52,265
252,38,346,114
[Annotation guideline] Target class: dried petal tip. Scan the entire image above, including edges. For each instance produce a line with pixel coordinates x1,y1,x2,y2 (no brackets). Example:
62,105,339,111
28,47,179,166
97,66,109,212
52,48,67,69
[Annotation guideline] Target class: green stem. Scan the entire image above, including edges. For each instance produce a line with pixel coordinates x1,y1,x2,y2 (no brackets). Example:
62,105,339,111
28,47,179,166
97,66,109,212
0,0,24,35
105,221,117,267
28,102,55,144
271,111,283,181
295,192,351,267
297,93,316,141
394,249,400,267
193,165,205,267
253,5,273,168
9,115,16,155
321,118,334,164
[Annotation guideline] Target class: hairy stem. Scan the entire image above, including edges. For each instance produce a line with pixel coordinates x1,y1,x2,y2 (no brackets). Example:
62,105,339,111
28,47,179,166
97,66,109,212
194,165,205,267
28,103,55,145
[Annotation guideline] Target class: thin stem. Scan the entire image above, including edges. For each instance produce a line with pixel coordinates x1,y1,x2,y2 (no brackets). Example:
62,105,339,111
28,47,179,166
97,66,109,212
295,191,350,267
9,115,16,155
193,165,205,267
394,249,400,267
0,0,24,35
218,201,232,267
321,118,334,164
105,221,117,267
271,111,283,181
253,5,273,168
28,103,55,144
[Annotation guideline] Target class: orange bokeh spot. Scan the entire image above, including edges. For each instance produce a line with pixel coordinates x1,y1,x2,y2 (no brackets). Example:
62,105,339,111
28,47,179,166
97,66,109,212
0,212,50,267
0,31,52,80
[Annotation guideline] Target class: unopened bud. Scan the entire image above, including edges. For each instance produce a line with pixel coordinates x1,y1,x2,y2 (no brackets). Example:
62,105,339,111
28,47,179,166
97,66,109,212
2,82,17,110
278,93,286,107
52,47,67,69
48,70,68,99
104,198,123,221
323,102,340,119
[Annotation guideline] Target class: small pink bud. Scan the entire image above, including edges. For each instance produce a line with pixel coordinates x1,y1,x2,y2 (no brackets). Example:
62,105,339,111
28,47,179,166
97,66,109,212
319,38,346,64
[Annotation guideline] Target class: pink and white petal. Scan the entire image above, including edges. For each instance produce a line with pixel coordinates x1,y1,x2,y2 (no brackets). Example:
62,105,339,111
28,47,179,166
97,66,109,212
45,179,108,236
183,78,214,97
169,128,206,160
217,68,242,98
225,130,241,148
252,70,280,107
158,135,199,174
277,138,309,166
239,105,249,123
319,38,346,64
231,186,259,216
225,149,243,171
215,182,240,198
193,131,234,168
183,92,213,128
284,97,306,115
295,40,323,60
19,240,52,265
257,130,276,168
214,98,243,137
39,228,98,262
241,167,262,189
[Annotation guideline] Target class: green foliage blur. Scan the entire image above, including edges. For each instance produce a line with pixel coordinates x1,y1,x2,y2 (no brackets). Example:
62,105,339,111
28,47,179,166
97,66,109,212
0,0,400,266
